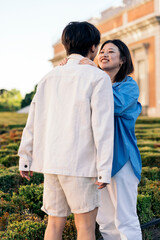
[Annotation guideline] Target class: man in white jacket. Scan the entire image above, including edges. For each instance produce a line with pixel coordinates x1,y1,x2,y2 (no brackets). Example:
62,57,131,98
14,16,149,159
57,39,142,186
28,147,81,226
18,21,114,240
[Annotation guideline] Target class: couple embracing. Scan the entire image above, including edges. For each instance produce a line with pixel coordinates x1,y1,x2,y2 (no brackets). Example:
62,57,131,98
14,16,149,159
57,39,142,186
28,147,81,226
19,21,142,240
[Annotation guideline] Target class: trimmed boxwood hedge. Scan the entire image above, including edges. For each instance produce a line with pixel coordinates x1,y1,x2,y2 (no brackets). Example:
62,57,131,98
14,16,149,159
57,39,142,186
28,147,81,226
0,220,46,240
136,117,160,124
142,167,160,181
0,155,19,167
138,180,160,218
0,166,44,193
0,116,160,239
141,153,160,167
137,194,153,223
137,140,160,148
0,216,78,240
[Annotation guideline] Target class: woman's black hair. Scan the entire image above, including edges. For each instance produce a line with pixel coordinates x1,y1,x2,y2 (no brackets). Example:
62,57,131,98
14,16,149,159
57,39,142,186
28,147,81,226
61,21,100,57
99,39,134,82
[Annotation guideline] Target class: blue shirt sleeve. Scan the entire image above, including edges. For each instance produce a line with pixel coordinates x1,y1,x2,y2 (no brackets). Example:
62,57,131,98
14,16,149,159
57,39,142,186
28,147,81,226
113,77,140,117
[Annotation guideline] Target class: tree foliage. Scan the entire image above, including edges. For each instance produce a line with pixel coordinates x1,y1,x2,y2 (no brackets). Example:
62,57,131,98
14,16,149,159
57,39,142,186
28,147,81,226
0,89,22,112
21,85,37,108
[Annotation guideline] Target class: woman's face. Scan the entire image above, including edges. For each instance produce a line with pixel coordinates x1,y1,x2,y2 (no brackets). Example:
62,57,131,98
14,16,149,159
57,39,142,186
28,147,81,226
98,42,123,72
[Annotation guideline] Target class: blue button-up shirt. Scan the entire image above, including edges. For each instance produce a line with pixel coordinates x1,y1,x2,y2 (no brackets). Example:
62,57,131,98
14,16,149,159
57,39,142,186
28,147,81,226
111,76,142,181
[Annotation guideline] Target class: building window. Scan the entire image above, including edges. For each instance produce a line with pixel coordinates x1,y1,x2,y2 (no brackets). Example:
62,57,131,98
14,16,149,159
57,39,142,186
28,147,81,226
131,43,149,115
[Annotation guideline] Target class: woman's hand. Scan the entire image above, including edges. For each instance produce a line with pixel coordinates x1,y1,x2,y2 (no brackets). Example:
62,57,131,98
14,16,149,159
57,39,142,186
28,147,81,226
59,58,68,66
59,57,97,67
79,58,97,67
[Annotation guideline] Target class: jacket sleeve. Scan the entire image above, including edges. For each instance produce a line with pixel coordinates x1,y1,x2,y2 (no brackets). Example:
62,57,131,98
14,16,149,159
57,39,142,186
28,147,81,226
91,74,114,183
18,94,36,171
113,80,139,116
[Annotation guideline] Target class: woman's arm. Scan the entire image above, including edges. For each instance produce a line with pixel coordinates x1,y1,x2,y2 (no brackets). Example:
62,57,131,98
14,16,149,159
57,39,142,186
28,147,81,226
59,57,98,67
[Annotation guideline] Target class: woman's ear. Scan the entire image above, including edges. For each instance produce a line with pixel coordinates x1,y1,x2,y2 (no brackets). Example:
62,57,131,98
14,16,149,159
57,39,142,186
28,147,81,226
120,57,126,66
122,56,126,64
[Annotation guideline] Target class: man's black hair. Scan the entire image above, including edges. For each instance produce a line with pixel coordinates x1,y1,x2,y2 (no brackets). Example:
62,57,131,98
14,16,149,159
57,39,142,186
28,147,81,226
61,21,100,56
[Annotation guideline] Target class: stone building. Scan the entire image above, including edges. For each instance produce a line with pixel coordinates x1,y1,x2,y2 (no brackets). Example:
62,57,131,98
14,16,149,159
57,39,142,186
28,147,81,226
50,0,160,116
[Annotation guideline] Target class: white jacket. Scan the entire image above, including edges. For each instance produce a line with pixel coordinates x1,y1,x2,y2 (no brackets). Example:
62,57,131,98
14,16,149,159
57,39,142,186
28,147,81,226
18,54,114,183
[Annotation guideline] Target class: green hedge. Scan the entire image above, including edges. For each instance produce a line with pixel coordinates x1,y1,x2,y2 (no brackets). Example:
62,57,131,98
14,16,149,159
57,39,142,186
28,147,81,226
135,128,160,134
0,217,77,240
0,213,101,240
138,180,160,218
3,143,19,151
0,155,19,167
135,124,160,129
139,147,159,153
142,167,160,181
18,184,44,218
0,166,43,193
0,149,16,158
137,134,160,141
0,220,46,240
137,140,160,148
137,194,153,224
141,153,160,167
0,184,44,218
0,117,159,239
136,117,160,124
0,193,28,218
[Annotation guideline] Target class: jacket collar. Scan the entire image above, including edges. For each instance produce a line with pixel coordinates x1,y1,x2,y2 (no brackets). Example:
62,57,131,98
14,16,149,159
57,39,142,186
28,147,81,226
67,54,84,65
113,76,129,87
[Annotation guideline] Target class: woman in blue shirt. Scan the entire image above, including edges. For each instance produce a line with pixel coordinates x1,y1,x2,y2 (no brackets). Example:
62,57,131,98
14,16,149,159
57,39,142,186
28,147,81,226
80,39,142,240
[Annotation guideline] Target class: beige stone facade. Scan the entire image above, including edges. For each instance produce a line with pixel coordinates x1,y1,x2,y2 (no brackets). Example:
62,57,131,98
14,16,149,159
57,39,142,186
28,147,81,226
50,0,160,116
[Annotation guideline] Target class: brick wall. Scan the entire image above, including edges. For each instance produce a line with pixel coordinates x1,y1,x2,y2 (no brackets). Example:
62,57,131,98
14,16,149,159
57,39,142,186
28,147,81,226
128,0,154,22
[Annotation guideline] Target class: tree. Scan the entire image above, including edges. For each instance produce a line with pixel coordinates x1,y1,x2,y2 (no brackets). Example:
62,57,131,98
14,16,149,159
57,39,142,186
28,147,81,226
0,89,22,112
0,89,7,95
21,85,37,108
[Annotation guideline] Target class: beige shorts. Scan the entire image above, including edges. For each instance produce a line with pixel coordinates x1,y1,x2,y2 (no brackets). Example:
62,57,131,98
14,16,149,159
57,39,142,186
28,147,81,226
41,174,100,217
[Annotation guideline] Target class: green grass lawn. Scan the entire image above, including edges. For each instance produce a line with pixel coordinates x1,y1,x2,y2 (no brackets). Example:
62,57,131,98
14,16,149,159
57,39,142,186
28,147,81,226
0,112,28,125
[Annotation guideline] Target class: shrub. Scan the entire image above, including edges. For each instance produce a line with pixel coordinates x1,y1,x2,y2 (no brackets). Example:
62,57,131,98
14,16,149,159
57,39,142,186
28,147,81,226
0,166,43,193
18,184,44,218
0,171,21,193
137,134,160,141
136,118,160,124
62,218,77,240
0,128,8,134
0,149,16,158
138,181,160,218
8,124,25,129
1,220,46,240
142,167,160,181
4,143,19,151
139,147,159,153
137,194,153,224
137,140,160,148
8,213,42,224
0,155,19,167
136,124,160,131
0,192,29,217
0,212,9,231
0,191,11,201
141,153,160,167
0,217,81,240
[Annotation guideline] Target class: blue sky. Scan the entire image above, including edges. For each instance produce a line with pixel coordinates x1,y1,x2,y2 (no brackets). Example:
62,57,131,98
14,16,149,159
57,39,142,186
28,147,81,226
0,0,122,96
